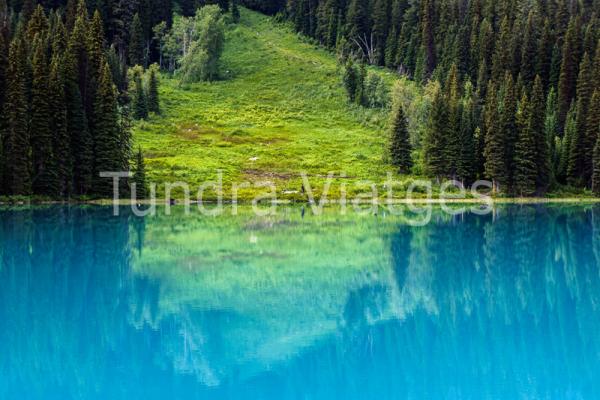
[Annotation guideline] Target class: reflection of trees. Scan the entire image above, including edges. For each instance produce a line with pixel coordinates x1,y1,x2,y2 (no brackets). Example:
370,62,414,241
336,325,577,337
2,205,600,398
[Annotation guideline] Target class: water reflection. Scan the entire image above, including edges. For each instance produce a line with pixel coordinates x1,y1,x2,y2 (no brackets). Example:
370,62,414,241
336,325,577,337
1,205,599,399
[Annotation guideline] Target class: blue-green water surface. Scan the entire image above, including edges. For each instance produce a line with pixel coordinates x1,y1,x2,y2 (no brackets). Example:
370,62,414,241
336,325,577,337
1,205,599,399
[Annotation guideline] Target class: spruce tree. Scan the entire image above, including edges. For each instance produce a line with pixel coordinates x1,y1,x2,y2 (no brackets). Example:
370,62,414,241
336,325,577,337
420,0,436,78
513,93,537,196
129,13,145,67
444,64,461,177
131,66,148,119
587,90,600,189
457,80,476,183
499,72,518,190
0,24,8,193
520,11,538,87
147,64,160,114
389,100,412,173
5,35,31,195
93,61,122,197
424,84,448,180
593,130,600,196
30,35,57,196
65,11,94,196
484,82,508,193
342,58,358,102
134,147,147,199
544,88,560,181
530,76,551,191
48,55,72,197
567,54,593,185
26,5,48,44
558,17,581,128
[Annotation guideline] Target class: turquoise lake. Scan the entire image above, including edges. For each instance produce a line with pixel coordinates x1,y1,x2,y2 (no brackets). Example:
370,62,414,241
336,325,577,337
1,205,600,399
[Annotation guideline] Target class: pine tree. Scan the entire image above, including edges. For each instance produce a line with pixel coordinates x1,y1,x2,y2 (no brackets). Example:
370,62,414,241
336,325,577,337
457,80,476,183
492,17,512,82
26,5,48,44
371,0,389,65
513,93,537,196
0,24,8,193
147,64,160,114
545,88,560,181
65,9,93,195
129,13,145,67
342,58,358,102
131,66,148,119
530,76,551,191
567,53,593,185
389,100,412,173
499,72,518,190
93,61,122,197
30,35,57,196
424,84,448,180
48,55,72,197
558,17,581,128
520,11,538,87
536,18,553,87
588,90,600,189
484,82,508,193
444,64,461,177
420,0,436,78
5,35,31,195
346,0,370,43
134,147,147,199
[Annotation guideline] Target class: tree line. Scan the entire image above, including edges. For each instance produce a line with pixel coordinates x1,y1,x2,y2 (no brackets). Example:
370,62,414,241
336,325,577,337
246,0,600,195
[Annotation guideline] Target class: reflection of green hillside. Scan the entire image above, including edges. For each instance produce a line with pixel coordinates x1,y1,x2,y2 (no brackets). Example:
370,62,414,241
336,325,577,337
131,207,410,383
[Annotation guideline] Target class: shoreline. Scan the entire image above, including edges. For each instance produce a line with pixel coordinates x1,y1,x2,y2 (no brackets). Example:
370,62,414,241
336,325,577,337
2,197,600,206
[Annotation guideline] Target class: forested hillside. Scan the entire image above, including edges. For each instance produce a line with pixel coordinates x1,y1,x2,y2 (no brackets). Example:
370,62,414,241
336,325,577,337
1,0,600,200
245,0,600,195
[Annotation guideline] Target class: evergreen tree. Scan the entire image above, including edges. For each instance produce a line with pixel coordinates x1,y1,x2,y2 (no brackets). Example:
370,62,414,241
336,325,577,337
499,72,518,190
131,66,148,119
346,0,370,43
26,5,48,44
558,17,581,128
147,64,160,114
484,82,508,193
389,100,412,173
93,61,122,196
48,55,72,197
457,80,476,183
30,36,57,196
567,54,593,185
134,147,147,199
371,0,389,65
424,84,448,180
4,35,31,195
129,13,145,66
0,23,8,193
420,0,436,78
520,11,538,87
342,58,358,102
588,90,600,189
544,88,560,183
444,64,461,177
513,93,537,196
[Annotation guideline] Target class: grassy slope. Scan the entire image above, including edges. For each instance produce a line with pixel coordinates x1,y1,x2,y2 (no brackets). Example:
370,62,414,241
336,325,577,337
134,8,404,201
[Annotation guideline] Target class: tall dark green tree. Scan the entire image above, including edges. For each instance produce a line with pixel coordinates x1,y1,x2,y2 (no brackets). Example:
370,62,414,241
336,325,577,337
389,100,412,173
558,17,581,128
48,55,72,197
587,90,600,189
424,84,448,180
513,93,537,196
530,76,551,191
30,35,56,196
129,13,145,66
93,61,122,196
484,82,508,193
4,34,31,195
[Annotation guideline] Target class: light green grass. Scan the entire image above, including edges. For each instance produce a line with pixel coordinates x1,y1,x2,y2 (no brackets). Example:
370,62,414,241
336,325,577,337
134,8,413,201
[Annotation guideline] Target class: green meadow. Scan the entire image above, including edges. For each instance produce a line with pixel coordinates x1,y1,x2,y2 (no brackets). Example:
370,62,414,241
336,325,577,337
133,8,418,201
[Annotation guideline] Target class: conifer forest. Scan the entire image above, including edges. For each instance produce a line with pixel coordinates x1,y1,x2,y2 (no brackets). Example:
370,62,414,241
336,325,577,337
0,0,599,198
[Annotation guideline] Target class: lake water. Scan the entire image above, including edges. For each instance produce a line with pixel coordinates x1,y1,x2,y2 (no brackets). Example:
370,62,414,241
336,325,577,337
1,205,600,399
